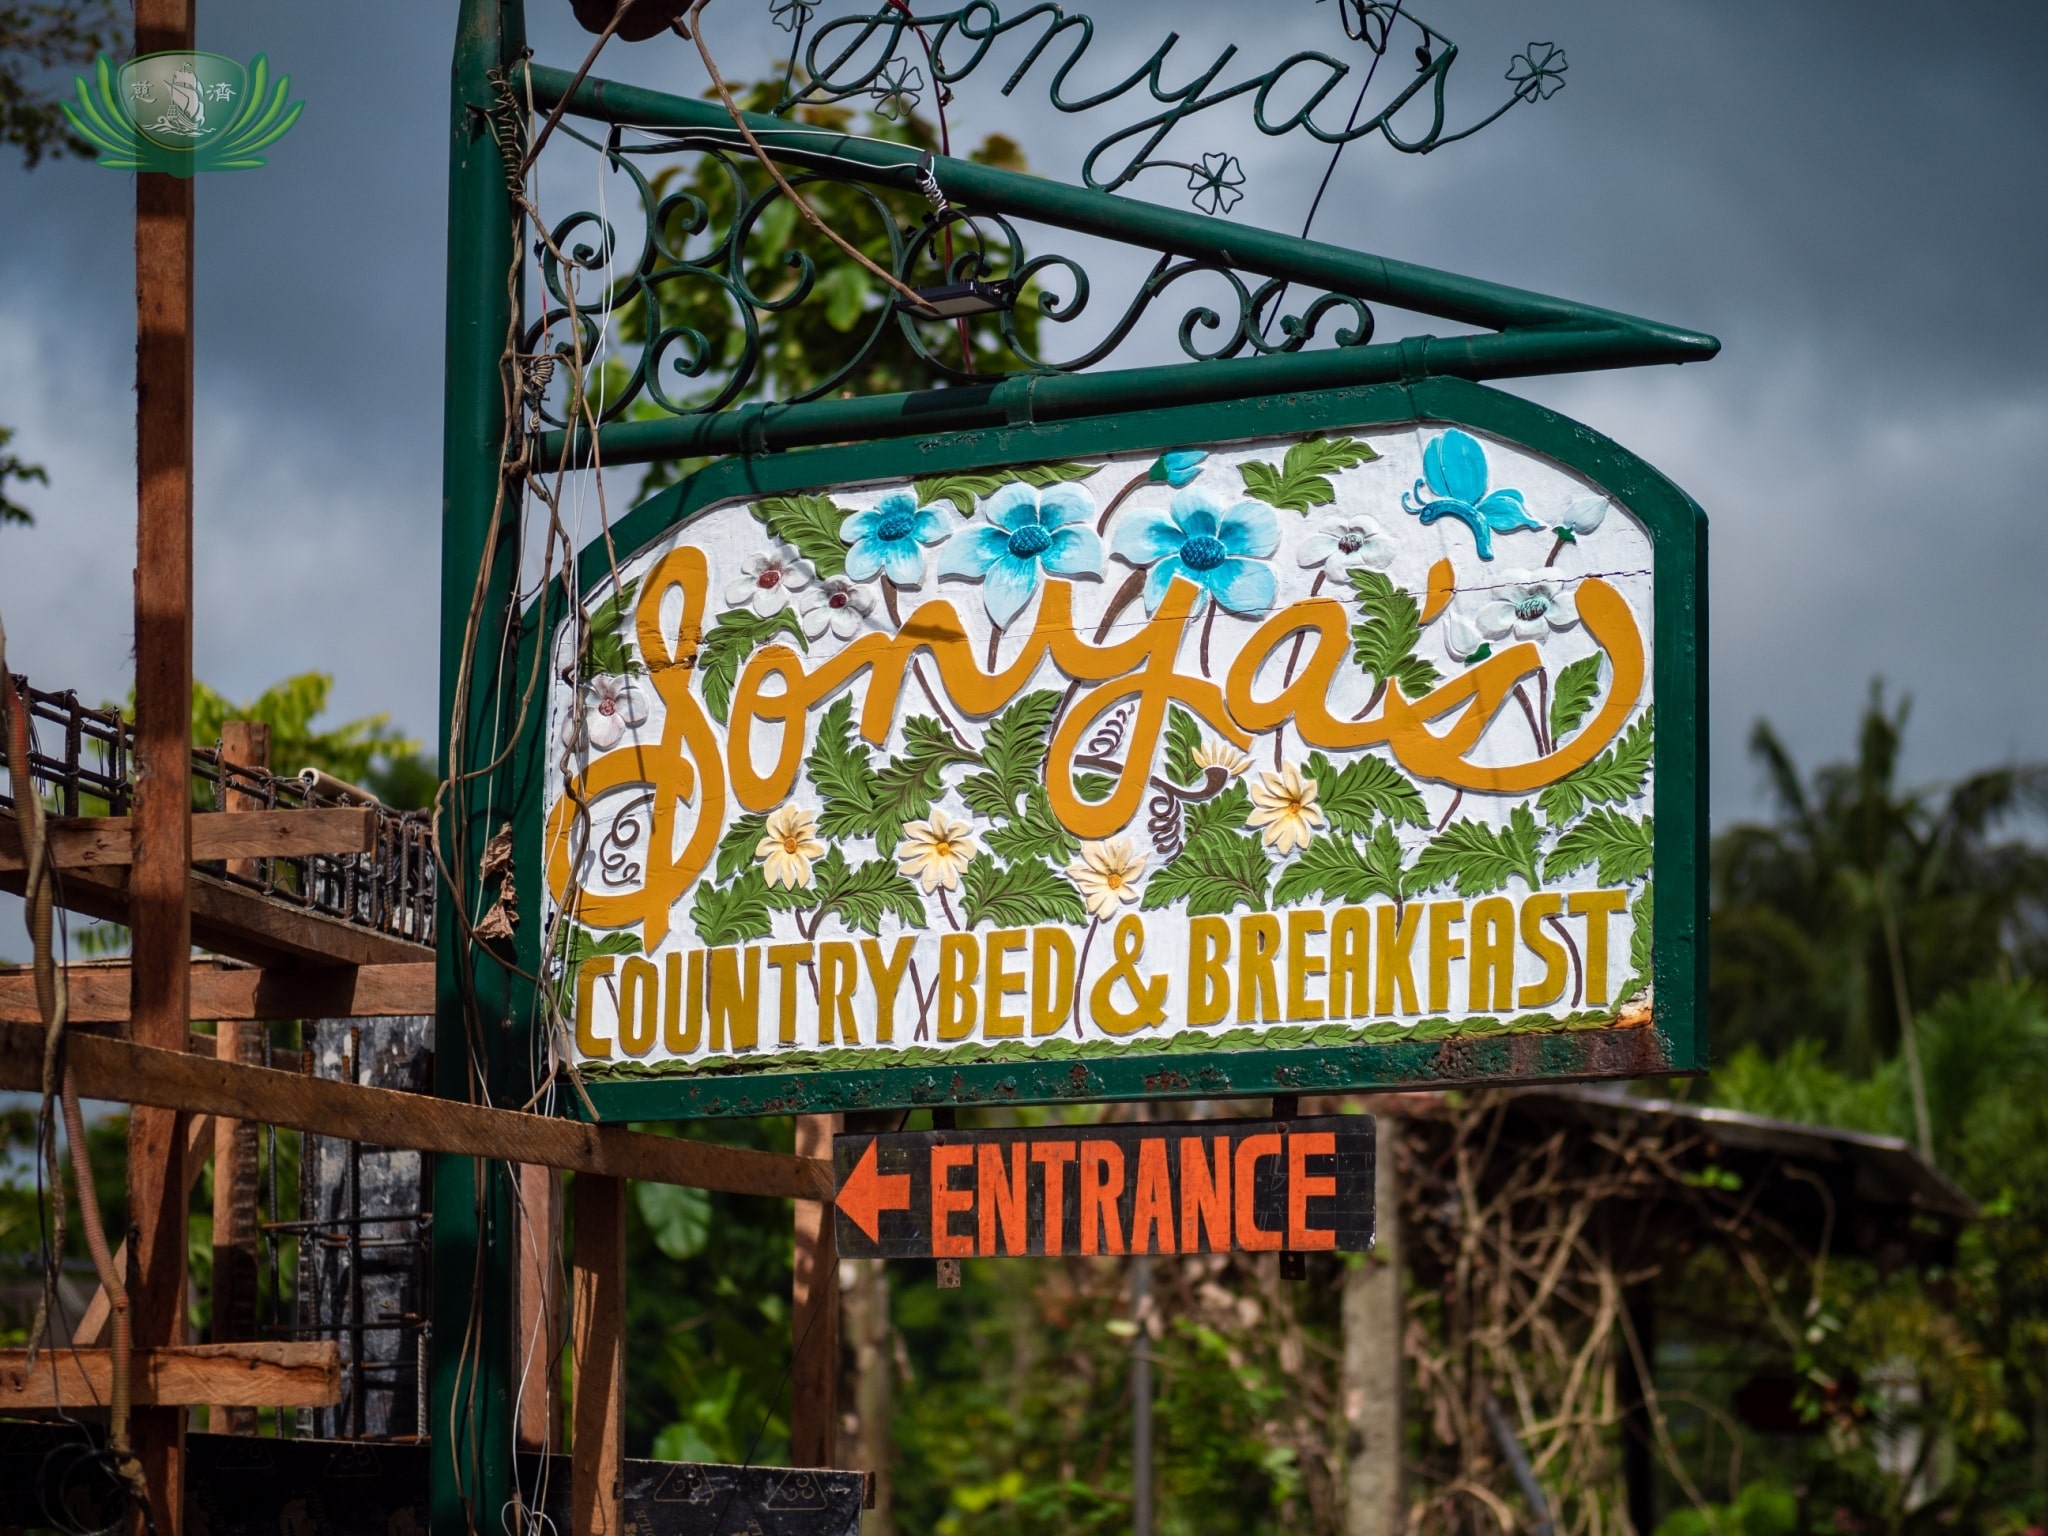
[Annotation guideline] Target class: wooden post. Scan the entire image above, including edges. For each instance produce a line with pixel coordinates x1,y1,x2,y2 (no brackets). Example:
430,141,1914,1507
1341,1115,1402,1536
515,1164,564,1452
791,1114,841,1468
571,1174,625,1536
210,721,267,1434
131,0,196,1520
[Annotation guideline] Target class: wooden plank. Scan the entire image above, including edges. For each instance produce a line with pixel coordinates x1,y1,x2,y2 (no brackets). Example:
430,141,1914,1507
213,720,266,1435
832,1118,1377,1258
791,1114,840,1469
74,1112,213,1348
0,1342,342,1409
0,808,377,872
0,858,431,968
0,1019,832,1201
0,960,436,1024
572,1174,626,1536
515,1164,564,1452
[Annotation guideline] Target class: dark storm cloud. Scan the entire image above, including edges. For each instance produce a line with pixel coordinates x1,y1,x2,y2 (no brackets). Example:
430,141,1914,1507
0,0,2042,827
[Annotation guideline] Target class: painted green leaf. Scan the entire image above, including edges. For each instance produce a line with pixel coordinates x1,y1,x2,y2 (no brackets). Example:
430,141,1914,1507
1304,751,1428,833
1349,569,1441,698
1407,806,1542,898
712,811,769,883
689,867,778,947
913,462,1100,519
814,847,926,934
752,493,849,579
1140,829,1271,916
958,690,1062,821
807,694,877,827
813,700,976,845
1545,808,1654,885
1630,880,1655,977
867,716,978,842
960,855,1088,928
1272,824,1407,905
1162,706,1205,787
1074,771,1116,804
1549,654,1603,743
546,926,641,1015
1184,781,1252,842
1539,709,1654,824
1237,436,1377,514
984,786,1079,864
697,606,807,724
582,579,641,676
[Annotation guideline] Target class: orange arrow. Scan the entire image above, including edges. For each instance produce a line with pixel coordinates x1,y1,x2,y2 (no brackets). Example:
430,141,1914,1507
836,1139,911,1244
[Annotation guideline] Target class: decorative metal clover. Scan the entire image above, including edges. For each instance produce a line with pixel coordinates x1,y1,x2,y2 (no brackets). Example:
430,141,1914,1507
871,59,925,122
1506,42,1568,103
1186,152,1246,216
770,0,815,32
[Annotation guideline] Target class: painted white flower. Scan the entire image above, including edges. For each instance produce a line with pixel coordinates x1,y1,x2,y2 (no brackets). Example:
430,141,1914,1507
1246,762,1325,855
1191,740,1252,779
755,805,827,889
1068,838,1147,920
895,809,978,894
1441,607,1492,664
1554,496,1609,539
724,542,815,617
1475,571,1580,644
1296,515,1395,582
798,574,876,642
560,674,648,750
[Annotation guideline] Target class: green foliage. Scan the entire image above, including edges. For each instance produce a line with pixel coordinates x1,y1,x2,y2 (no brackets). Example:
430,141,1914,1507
960,854,1087,928
688,866,778,947
914,462,1099,519
750,493,849,580
1652,1477,1800,1536
0,422,45,526
190,672,434,805
959,690,1063,821
1548,653,1603,742
808,695,976,844
1539,708,1654,823
0,2,120,168
696,605,806,724
1236,436,1377,513
1141,829,1271,916
712,811,769,882
1407,806,1542,897
1303,750,1427,833
984,785,1078,865
1185,781,1252,843
634,1182,710,1261
1348,569,1441,701
1272,822,1407,906
1630,880,1654,977
1544,807,1653,884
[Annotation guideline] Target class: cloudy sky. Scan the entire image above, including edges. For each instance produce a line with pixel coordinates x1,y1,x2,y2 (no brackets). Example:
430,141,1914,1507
1,0,2043,828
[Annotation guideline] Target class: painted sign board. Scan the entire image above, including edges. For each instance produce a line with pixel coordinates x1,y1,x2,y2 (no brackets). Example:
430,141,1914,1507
832,1117,1374,1259
539,379,1703,1121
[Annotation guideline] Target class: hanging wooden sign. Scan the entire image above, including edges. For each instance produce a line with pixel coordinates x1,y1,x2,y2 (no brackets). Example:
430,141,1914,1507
537,381,1703,1120
832,1116,1374,1259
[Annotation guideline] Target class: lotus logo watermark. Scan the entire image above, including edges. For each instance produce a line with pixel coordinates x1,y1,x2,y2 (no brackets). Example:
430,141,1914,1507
63,52,302,176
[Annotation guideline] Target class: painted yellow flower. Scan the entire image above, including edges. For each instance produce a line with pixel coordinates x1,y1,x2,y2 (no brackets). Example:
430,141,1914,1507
1246,763,1325,855
1068,837,1147,920
756,805,827,889
895,809,978,894
1191,739,1252,779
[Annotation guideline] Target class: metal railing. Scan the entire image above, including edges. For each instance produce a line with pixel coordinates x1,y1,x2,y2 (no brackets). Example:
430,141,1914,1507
3,673,435,948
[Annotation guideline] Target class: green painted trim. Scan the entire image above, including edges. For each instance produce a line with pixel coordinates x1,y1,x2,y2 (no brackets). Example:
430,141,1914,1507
518,63,1718,471
538,376,1705,1122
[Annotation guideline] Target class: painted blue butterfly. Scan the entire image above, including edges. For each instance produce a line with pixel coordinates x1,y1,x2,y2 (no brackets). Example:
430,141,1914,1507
1401,429,1543,559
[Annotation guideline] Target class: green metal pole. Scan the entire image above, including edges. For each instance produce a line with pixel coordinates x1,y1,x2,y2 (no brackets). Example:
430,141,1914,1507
434,1,529,1531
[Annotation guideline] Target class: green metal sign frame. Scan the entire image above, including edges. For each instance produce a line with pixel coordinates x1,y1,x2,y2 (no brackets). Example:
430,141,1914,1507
434,2,1714,1527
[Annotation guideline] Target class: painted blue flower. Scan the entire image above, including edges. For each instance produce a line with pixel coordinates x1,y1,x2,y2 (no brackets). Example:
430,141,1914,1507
1148,450,1207,487
937,481,1102,627
1401,429,1543,560
1111,487,1279,616
841,492,949,585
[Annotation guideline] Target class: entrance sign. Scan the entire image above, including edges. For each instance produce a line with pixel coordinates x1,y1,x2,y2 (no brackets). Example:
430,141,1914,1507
543,383,1701,1120
833,1117,1374,1259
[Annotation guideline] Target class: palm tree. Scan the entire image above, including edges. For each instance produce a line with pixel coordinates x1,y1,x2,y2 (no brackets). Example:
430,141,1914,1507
1711,680,2048,1160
